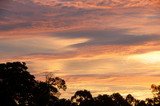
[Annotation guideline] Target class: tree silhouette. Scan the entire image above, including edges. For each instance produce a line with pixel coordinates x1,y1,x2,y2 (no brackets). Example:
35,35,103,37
53,98,72,106
150,84,160,105
94,94,114,106
33,73,67,106
126,94,136,105
111,93,131,106
136,100,146,106
71,90,93,105
0,62,36,106
0,62,66,106
45,73,67,97
1,61,160,106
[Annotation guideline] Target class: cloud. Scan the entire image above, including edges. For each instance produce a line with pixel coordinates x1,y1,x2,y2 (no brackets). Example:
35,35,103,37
0,0,93,32
0,0,160,37
0,36,89,59
54,29,160,46
59,73,160,99
35,0,160,9
0,22,32,31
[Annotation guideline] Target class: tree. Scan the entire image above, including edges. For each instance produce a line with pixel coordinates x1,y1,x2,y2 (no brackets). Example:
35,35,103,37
32,73,67,106
126,94,136,105
45,73,67,97
94,94,114,106
71,90,93,105
145,98,154,106
0,62,36,106
136,100,146,106
151,84,160,105
111,93,131,106
2,61,160,106
0,62,67,106
53,98,72,106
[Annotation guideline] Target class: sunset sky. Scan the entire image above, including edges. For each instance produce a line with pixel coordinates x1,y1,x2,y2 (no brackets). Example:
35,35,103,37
1,0,160,99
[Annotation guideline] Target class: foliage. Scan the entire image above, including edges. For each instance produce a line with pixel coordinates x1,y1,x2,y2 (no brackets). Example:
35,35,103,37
0,62,66,106
0,62,160,106
71,90,93,105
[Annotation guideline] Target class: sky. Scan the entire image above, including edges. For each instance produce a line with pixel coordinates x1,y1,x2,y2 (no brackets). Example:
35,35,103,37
0,0,160,99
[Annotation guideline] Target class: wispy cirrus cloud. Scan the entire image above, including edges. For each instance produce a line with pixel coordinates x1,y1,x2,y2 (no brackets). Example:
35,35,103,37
34,0,160,8
60,73,160,99
0,0,160,35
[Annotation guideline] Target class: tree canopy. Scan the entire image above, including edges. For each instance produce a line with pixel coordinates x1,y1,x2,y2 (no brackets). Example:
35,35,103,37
0,62,66,106
0,61,159,106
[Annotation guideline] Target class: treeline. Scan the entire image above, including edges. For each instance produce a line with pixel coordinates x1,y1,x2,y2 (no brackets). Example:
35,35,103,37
0,62,160,106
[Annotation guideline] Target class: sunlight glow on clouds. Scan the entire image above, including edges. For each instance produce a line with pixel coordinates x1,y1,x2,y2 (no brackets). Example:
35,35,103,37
129,51,160,64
